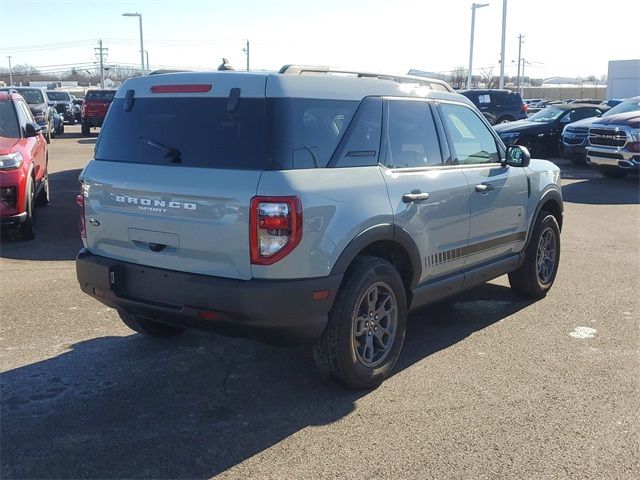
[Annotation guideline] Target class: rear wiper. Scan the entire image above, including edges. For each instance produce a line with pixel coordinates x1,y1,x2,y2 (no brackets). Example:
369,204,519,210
139,137,182,164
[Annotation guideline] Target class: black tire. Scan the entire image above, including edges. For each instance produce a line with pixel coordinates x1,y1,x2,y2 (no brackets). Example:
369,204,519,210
570,156,586,165
81,122,90,136
118,310,185,337
496,116,515,124
313,256,407,390
508,211,560,299
36,167,50,206
598,167,628,179
20,178,36,240
45,129,51,144
520,138,542,158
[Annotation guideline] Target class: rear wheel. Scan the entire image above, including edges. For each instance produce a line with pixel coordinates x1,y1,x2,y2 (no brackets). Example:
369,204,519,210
81,122,90,136
313,256,407,390
20,178,36,240
598,167,628,178
45,127,51,144
509,211,560,299
118,310,186,337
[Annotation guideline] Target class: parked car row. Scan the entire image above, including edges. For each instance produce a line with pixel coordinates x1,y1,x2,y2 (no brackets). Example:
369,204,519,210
494,95,640,178
0,86,117,141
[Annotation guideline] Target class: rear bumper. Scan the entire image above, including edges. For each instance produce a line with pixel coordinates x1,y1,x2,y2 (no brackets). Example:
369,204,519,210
82,117,104,128
76,249,342,344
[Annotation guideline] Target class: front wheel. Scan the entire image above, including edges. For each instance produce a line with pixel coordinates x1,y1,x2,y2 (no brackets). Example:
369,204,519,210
81,122,90,136
313,256,407,390
509,212,560,299
19,178,36,240
118,310,185,337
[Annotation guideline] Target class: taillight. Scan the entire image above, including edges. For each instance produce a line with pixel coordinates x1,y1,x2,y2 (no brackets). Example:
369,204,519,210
521,103,528,114
250,196,302,265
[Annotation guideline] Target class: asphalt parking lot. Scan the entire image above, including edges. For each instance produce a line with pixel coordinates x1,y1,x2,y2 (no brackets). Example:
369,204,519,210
1,125,639,480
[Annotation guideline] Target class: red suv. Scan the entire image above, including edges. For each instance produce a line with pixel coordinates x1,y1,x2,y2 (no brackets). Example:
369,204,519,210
81,89,116,136
0,90,49,239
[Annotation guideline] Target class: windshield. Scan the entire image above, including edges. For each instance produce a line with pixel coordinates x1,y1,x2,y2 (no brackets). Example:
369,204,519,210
15,90,44,105
604,99,640,117
527,106,565,122
0,101,20,138
46,91,71,101
86,91,116,101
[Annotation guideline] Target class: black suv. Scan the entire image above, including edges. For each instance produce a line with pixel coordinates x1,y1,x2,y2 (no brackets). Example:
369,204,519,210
46,90,75,124
459,89,528,125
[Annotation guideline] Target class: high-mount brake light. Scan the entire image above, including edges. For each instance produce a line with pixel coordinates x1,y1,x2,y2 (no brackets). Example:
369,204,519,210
250,196,302,265
150,84,212,94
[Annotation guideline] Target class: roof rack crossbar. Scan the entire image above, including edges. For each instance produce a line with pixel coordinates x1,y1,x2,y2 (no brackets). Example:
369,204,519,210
278,65,454,92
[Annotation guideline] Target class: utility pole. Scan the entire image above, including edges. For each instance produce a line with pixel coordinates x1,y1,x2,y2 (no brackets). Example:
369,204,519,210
521,58,526,94
499,0,507,89
243,40,250,71
7,55,12,85
94,39,108,89
516,34,524,92
145,50,150,72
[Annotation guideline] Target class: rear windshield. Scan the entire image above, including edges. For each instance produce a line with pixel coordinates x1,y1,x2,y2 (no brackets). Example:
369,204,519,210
47,91,71,101
86,91,116,101
96,96,359,170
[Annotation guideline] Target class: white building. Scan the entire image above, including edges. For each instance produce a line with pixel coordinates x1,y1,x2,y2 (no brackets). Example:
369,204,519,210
607,59,640,98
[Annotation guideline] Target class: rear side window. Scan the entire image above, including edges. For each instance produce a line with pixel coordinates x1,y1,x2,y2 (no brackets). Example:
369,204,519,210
440,103,499,164
86,91,115,101
0,101,20,138
270,99,358,169
330,97,382,168
382,99,443,168
96,97,268,169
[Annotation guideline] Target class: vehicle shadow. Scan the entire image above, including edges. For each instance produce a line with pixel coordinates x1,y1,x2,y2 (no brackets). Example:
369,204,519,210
1,283,534,479
561,175,639,205
77,138,97,145
0,169,83,260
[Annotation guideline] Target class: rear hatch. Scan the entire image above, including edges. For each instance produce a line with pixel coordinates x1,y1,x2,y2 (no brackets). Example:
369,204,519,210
83,90,115,118
81,73,268,280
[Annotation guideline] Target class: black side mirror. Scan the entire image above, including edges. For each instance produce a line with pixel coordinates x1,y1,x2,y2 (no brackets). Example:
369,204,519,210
505,145,531,167
25,122,42,138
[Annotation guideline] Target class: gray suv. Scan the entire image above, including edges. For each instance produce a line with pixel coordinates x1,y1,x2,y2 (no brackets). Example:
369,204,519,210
76,67,563,389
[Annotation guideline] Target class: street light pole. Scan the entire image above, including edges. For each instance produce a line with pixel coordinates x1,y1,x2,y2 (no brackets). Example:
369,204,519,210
467,3,489,90
7,56,12,85
516,34,524,92
499,0,507,89
122,13,145,75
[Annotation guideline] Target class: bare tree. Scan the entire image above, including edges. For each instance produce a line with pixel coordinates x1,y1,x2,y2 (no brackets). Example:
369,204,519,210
449,66,468,89
480,67,499,89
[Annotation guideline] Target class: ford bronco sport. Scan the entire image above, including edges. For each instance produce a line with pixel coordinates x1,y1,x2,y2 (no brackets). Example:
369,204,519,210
76,67,563,389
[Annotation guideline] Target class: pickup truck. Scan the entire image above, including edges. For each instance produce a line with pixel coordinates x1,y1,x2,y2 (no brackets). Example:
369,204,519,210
587,111,640,178
81,90,116,136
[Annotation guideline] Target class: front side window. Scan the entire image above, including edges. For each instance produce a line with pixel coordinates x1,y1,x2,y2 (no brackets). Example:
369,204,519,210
383,99,443,168
0,101,20,138
441,103,499,165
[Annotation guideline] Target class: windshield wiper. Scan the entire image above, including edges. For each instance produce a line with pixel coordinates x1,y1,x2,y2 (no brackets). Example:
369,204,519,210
139,137,182,164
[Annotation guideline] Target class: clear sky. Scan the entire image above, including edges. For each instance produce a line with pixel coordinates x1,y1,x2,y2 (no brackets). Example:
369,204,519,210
1,0,638,79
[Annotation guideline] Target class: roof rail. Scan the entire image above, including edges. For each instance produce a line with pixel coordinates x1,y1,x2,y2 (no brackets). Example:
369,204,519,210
278,65,455,92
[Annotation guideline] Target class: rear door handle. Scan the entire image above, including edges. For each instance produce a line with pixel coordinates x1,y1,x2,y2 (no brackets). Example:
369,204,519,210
475,183,495,193
402,190,430,203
